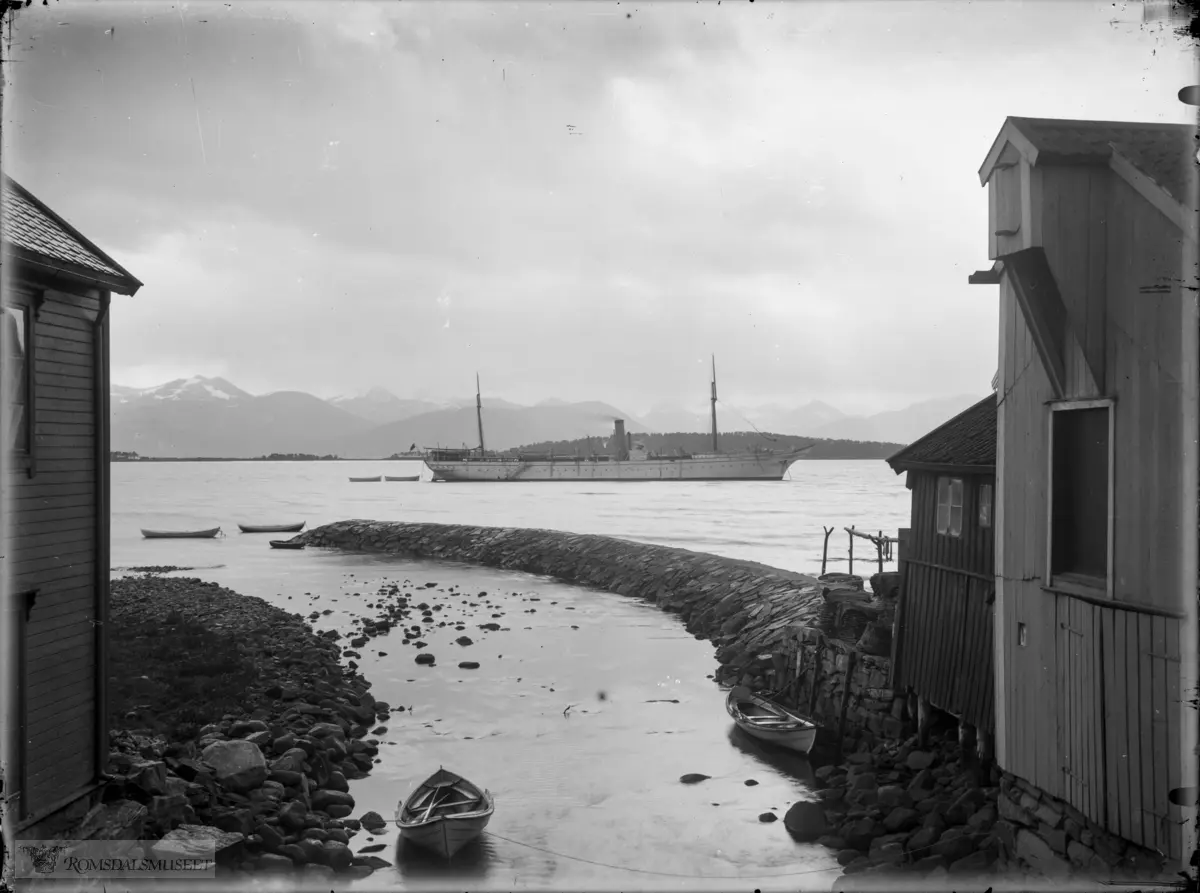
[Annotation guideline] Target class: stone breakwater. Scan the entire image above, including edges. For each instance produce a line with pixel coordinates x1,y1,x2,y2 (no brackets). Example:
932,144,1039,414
95,575,397,882
296,520,829,686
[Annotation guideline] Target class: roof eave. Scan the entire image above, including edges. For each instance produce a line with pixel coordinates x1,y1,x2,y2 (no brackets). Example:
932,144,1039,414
3,175,143,294
888,461,996,476
6,245,143,296
978,118,1041,185
1108,146,1198,245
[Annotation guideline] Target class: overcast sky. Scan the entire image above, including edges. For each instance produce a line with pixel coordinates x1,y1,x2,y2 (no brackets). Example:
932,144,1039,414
4,1,1192,415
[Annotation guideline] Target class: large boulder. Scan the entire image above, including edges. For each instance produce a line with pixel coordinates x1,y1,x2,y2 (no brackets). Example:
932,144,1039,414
152,824,245,866
201,740,268,793
783,801,828,842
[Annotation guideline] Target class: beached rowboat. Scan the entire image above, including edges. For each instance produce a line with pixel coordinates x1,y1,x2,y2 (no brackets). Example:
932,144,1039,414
383,475,421,482
349,476,383,482
725,686,818,754
141,527,223,539
238,522,306,533
395,768,494,860
269,540,305,550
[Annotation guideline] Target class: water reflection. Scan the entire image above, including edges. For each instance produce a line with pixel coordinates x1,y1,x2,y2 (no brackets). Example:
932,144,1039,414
725,724,819,785
392,833,498,883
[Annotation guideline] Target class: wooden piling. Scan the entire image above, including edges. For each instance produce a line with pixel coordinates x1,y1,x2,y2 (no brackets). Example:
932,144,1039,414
821,526,834,575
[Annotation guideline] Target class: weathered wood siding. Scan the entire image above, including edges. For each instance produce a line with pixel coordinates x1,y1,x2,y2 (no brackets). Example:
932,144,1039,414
994,162,1190,859
894,472,994,732
6,282,102,823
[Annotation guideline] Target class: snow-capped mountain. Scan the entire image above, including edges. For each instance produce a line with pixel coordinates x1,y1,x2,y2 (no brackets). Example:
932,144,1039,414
111,376,251,405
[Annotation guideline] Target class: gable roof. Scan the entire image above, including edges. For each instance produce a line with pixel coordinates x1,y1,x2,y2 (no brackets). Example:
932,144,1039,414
2,176,142,295
886,393,997,475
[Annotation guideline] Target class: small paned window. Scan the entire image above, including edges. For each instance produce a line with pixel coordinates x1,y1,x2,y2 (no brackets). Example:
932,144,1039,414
979,483,993,529
3,305,30,454
936,476,964,538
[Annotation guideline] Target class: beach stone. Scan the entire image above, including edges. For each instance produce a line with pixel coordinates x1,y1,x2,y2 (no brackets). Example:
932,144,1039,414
276,843,308,865
127,759,169,796
308,723,346,740
835,849,861,866
256,853,295,871
680,773,710,784
256,823,285,852
152,824,245,865
303,863,336,879
279,801,307,830
312,790,355,813
906,751,935,771
759,812,778,823
414,653,436,665
322,840,354,870
359,811,387,833
456,636,473,646
458,661,481,670
784,801,828,841
230,720,270,738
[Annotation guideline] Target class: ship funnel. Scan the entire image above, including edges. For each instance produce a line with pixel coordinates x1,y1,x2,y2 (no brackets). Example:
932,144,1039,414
612,419,628,461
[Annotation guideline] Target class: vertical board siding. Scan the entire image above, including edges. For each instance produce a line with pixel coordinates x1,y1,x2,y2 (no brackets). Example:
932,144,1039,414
894,472,995,732
6,286,101,822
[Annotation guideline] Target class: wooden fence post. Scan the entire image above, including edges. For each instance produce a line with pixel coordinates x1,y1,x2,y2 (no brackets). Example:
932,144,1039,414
821,526,834,575
848,527,854,576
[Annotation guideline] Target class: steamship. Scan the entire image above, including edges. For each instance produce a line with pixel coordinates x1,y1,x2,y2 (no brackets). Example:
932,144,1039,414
422,362,813,482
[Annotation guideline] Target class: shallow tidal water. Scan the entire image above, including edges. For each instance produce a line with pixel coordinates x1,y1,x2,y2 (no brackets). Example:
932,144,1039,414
118,550,843,891
110,462,909,890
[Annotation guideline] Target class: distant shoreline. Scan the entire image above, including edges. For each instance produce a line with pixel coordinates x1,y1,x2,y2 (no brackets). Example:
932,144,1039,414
110,455,892,462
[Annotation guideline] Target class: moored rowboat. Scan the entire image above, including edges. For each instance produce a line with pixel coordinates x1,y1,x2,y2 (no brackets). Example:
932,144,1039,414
238,522,306,533
383,475,421,482
395,768,494,859
141,527,223,539
349,476,383,482
269,540,305,550
725,686,817,754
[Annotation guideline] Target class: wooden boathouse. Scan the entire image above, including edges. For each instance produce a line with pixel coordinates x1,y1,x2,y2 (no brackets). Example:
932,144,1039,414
1,176,143,837
972,117,1197,874
886,393,997,745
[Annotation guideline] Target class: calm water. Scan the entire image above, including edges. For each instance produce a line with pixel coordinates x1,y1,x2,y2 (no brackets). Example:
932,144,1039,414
111,461,909,891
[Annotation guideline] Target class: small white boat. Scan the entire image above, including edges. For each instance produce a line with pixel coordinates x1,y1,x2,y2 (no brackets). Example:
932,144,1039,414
349,475,383,482
395,768,494,860
141,527,223,539
384,475,421,482
726,686,818,754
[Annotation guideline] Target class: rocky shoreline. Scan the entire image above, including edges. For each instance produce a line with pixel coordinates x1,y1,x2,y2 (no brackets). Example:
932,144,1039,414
98,572,397,881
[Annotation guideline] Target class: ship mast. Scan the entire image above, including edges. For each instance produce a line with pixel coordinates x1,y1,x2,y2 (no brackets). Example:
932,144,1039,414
710,355,719,453
475,373,486,455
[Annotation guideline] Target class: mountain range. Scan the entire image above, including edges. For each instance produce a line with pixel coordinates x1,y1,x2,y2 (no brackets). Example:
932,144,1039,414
109,376,986,458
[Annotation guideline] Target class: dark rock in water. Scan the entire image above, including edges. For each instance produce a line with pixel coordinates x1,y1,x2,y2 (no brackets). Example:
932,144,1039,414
355,854,393,869
414,653,435,665
744,779,759,786
312,790,355,812
359,811,387,833
371,726,388,735
759,812,778,823
680,773,711,785
357,843,386,854
456,635,474,646
783,801,828,841
458,661,480,670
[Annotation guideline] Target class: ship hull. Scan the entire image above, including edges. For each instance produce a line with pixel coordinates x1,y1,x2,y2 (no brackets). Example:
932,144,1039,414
426,452,804,482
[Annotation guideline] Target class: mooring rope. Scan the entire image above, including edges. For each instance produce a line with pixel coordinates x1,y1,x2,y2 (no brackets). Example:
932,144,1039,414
480,829,843,879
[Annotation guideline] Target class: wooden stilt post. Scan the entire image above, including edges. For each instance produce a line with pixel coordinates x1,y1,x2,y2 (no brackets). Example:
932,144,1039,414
876,530,884,575
847,527,854,576
821,526,834,575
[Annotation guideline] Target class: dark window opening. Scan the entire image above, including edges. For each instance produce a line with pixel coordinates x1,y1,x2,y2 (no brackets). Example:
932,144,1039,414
3,305,29,454
1050,407,1109,584
937,475,964,537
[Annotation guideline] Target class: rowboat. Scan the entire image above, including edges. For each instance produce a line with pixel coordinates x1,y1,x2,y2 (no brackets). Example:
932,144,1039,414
384,475,421,482
726,686,818,754
349,476,383,482
395,768,494,860
269,540,305,550
238,522,306,534
141,527,223,539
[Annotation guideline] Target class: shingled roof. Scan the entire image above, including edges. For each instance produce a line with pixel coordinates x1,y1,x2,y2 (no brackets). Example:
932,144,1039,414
886,394,996,475
2,176,142,295
980,117,1195,208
